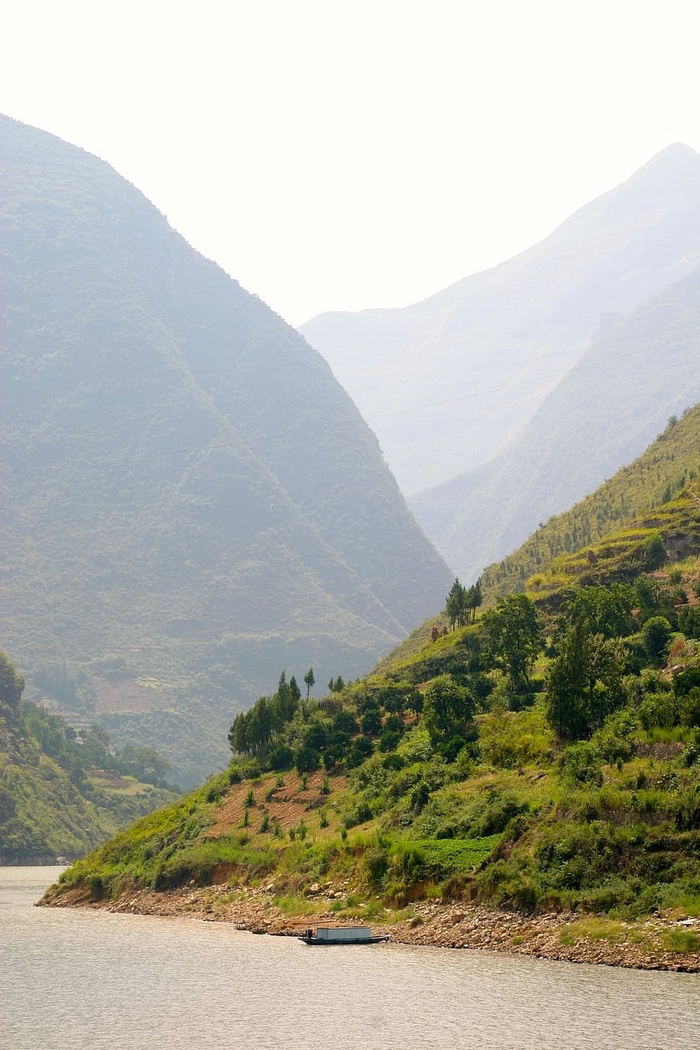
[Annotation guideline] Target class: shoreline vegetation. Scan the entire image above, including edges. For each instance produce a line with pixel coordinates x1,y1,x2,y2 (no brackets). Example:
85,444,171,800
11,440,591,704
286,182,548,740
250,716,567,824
27,421,700,979
40,882,700,973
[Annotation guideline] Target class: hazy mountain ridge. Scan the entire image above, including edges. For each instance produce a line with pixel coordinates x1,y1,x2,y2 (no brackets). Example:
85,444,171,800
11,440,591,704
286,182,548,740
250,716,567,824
0,115,452,784
412,265,700,582
301,143,700,497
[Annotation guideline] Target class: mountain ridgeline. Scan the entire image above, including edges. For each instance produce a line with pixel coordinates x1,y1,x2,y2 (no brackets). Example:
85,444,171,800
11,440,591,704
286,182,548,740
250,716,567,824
412,263,700,582
301,144,700,501
0,115,452,784
300,143,700,591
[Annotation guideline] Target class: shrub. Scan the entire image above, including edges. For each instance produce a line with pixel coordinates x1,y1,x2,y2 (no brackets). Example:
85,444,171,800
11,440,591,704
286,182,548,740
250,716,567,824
269,744,294,771
678,688,700,728
558,742,602,785
642,617,673,665
294,745,320,774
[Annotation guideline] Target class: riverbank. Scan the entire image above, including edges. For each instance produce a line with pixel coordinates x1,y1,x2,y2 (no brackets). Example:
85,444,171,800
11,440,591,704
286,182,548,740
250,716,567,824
40,881,700,972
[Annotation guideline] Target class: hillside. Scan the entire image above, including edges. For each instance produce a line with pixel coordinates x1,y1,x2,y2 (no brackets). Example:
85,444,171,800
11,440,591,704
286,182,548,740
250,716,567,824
478,404,700,600
301,144,700,497
0,650,178,862
0,114,452,784
411,272,700,581
45,451,700,967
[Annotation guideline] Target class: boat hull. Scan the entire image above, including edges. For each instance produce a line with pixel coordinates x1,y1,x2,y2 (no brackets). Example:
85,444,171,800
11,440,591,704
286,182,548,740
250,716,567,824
299,934,390,945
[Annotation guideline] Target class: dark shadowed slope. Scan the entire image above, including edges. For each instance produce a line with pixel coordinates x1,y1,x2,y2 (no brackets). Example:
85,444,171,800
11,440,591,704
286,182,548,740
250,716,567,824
301,144,700,496
0,115,451,782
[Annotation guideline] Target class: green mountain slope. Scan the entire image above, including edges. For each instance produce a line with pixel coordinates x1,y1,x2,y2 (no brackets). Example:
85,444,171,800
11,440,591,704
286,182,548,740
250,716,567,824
47,450,700,953
0,650,178,862
301,144,700,497
0,115,452,784
479,404,700,600
411,271,700,582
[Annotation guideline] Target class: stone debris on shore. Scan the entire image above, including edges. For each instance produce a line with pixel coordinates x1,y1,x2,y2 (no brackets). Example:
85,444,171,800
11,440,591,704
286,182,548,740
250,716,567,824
41,881,700,973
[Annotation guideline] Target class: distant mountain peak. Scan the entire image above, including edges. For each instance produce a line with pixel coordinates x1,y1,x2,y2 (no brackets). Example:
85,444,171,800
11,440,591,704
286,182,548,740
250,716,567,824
617,141,700,196
302,144,700,497
0,115,452,784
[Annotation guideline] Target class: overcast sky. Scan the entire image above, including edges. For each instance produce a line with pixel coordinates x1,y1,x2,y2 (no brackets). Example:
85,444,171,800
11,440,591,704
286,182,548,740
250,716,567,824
2,1,699,325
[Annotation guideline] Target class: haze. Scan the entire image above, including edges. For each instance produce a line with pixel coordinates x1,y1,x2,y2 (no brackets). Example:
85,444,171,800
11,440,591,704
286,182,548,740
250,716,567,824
2,0,700,325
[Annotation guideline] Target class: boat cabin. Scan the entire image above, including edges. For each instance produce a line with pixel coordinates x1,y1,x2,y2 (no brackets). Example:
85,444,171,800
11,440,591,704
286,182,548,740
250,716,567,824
299,924,389,945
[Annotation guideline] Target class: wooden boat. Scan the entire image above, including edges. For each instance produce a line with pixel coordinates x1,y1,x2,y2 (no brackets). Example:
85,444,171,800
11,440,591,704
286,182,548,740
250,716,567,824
299,924,390,945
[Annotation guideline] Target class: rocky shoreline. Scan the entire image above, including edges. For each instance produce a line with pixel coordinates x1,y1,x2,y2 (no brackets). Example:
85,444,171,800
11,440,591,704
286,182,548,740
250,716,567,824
40,882,700,973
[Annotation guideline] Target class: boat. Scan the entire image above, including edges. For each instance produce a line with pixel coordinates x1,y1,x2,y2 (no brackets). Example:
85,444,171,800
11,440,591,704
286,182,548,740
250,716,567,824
299,924,390,945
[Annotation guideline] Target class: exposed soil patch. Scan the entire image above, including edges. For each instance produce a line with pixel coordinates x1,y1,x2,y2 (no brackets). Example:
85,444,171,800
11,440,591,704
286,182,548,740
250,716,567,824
206,770,347,838
93,678,169,714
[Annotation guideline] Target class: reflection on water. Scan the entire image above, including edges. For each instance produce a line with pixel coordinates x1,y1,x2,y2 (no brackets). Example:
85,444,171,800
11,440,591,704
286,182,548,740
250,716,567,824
3,868,700,1050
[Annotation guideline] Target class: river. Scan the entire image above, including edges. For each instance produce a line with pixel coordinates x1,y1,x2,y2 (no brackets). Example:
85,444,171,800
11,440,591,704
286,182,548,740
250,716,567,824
3,867,699,1049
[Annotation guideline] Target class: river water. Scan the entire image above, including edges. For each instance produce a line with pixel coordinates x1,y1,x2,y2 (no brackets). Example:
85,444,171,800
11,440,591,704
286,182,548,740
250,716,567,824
3,867,699,1050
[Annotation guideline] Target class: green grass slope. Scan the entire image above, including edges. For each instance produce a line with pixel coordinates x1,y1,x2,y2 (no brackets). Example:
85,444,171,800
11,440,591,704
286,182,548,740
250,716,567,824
480,404,700,600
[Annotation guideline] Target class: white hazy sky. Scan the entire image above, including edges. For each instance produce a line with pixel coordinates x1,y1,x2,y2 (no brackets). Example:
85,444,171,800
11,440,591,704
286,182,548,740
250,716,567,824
2,0,699,326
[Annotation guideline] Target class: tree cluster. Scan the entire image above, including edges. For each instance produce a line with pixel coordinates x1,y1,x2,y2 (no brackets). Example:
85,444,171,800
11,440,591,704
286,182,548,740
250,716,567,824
445,577,482,629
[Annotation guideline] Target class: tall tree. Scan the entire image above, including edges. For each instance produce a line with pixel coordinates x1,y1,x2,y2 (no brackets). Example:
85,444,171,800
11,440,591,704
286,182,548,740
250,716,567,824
0,650,24,713
422,674,475,745
545,619,626,739
445,578,467,630
304,666,315,699
466,578,483,622
483,594,543,692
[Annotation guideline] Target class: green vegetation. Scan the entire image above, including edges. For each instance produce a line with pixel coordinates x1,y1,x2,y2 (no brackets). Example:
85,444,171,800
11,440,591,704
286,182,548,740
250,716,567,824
1,650,179,862
43,403,700,927
482,405,700,600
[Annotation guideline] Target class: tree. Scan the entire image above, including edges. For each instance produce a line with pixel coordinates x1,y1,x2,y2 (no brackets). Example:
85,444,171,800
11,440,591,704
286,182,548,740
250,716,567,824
228,710,250,754
642,616,673,666
294,744,320,774
562,583,634,639
639,532,666,570
0,650,24,713
545,620,626,740
304,666,315,699
361,706,382,736
483,595,543,692
466,578,483,622
445,578,467,630
422,674,475,746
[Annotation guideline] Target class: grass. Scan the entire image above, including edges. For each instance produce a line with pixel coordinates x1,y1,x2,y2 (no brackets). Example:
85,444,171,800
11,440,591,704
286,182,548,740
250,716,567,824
558,917,625,946
663,929,700,954
415,835,501,873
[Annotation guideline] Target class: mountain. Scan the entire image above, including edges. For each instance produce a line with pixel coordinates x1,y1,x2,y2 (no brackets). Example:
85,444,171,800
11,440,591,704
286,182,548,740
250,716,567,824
478,402,700,601
412,265,700,580
0,648,178,862
0,115,452,784
300,144,700,498
44,442,700,966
